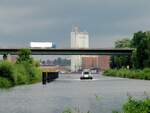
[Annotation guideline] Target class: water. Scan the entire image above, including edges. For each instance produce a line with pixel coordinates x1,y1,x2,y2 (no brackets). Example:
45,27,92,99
0,74,150,113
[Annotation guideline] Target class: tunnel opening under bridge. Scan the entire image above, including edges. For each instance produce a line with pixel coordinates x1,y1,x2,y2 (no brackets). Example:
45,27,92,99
0,48,133,83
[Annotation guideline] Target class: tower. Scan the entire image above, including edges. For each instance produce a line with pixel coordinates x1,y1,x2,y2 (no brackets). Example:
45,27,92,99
70,26,89,72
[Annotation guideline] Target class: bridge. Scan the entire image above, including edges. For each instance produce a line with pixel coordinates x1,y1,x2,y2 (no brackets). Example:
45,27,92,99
0,48,133,55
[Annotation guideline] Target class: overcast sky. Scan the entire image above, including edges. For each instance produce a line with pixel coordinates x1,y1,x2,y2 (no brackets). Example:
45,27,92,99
0,0,150,48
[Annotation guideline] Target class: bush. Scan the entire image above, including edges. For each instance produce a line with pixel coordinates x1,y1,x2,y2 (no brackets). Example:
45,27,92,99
0,61,16,83
103,69,117,77
28,66,41,84
0,60,42,88
114,97,150,113
14,62,41,85
142,68,150,80
103,68,150,80
123,97,150,113
0,77,13,88
21,62,41,84
14,64,29,85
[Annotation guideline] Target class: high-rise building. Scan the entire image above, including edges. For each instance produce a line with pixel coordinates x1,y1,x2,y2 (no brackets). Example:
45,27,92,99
71,26,89,72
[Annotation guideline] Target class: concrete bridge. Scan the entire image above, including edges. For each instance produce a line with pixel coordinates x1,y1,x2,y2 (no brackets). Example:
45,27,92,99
0,48,133,55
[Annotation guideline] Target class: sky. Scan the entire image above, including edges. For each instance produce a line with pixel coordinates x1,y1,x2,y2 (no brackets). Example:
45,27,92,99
0,0,150,48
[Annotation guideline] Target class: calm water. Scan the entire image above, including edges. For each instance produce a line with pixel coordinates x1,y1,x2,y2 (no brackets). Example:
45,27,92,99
0,74,150,113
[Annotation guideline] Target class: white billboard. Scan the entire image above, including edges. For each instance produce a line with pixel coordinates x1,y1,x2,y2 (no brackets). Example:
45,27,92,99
30,42,53,48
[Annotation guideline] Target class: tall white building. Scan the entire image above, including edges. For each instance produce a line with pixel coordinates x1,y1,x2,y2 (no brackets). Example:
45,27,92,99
71,26,89,72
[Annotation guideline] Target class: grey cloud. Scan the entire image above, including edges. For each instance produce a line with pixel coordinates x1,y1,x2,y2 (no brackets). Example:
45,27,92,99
0,0,150,48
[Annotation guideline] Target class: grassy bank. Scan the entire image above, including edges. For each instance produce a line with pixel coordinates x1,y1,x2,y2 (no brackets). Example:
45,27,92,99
103,68,150,80
0,61,41,88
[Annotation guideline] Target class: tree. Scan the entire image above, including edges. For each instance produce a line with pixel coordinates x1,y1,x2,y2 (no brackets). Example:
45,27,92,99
16,49,33,64
131,31,150,69
143,32,150,67
111,38,131,69
115,38,131,48
111,31,150,69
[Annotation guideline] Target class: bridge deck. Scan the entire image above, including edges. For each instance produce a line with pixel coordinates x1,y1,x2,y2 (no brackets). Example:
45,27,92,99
0,48,133,55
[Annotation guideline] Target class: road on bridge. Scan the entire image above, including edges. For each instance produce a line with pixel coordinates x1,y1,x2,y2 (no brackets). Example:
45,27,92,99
0,74,150,113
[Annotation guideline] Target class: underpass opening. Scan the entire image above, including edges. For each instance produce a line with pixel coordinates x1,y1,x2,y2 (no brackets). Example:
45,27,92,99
0,48,133,84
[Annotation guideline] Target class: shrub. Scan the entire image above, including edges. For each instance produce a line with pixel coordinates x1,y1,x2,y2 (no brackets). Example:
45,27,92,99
104,69,118,77
113,97,150,113
14,64,29,85
0,60,42,88
142,68,150,80
0,61,16,83
28,66,41,83
123,97,150,113
103,68,150,80
20,62,41,84
0,77,13,88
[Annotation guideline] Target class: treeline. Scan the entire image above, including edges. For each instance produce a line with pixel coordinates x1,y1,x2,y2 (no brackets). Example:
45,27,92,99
53,57,71,66
0,49,41,88
111,31,150,69
104,31,150,80
41,57,71,66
